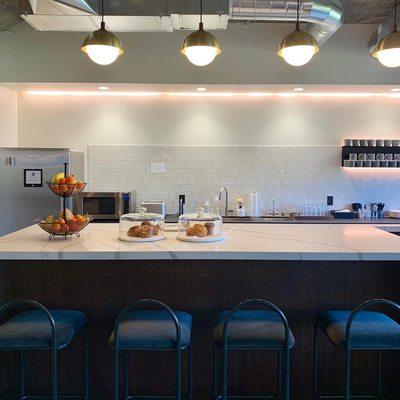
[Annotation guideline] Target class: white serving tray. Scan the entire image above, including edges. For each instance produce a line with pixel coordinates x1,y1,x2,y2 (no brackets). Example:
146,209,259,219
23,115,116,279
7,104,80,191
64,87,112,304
119,234,166,242
176,233,224,243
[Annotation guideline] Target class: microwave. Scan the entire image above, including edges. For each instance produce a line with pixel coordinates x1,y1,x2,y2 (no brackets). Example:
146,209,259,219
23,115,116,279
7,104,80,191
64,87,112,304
76,192,135,220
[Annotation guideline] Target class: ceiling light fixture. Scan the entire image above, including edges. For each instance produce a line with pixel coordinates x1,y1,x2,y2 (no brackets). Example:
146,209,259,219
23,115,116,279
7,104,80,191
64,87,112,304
81,0,123,65
98,86,109,90
196,87,207,91
180,0,222,66
373,0,400,68
278,0,319,66
293,87,304,92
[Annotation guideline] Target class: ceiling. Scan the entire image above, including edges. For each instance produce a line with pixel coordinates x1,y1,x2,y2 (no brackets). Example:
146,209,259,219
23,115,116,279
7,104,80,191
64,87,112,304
342,0,395,24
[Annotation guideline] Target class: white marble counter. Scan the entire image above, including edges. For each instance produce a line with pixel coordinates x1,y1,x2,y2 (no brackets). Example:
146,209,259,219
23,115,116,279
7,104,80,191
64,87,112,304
1,223,400,261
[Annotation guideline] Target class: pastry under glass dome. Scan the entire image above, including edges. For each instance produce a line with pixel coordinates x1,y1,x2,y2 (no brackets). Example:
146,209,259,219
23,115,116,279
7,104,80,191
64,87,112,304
118,207,165,242
177,208,223,242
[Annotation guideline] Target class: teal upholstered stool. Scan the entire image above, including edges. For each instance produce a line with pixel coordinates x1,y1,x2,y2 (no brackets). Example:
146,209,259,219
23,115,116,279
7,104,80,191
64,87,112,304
213,299,294,400
313,298,400,400
0,299,88,400
110,299,192,400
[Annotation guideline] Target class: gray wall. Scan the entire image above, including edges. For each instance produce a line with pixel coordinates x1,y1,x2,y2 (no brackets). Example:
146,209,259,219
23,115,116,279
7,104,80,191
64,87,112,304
0,22,399,84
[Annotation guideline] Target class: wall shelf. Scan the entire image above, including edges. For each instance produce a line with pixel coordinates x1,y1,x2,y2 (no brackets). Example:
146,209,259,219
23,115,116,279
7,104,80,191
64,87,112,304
342,146,400,168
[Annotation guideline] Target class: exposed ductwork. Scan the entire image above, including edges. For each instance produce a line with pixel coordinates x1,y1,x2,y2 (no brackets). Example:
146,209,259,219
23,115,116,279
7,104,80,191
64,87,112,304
230,0,344,45
368,4,399,53
0,0,23,31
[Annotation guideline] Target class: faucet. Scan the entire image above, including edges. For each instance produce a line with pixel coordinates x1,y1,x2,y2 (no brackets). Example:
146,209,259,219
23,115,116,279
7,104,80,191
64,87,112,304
218,187,229,216
272,197,276,216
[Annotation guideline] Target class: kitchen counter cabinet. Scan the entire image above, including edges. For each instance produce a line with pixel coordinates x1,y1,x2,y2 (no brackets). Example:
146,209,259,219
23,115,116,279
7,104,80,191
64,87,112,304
0,224,399,399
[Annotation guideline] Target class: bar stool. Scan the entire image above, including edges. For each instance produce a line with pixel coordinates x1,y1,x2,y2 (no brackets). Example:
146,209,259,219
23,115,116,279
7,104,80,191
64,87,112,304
109,299,192,400
313,298,400,400
213,299,295,400
0,299,88,400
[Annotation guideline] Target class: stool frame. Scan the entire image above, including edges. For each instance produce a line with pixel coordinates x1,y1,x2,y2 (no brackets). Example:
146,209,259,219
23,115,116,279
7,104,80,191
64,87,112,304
213,299,293,400
0,299,88,400
313,298,400,400
113,299,192,400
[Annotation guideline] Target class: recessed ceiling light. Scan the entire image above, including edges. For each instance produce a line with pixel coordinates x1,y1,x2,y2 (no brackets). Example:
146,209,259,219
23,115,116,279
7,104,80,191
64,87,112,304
196,87,207,92
98,86,109,90
293,87,304,92
390,88,400,92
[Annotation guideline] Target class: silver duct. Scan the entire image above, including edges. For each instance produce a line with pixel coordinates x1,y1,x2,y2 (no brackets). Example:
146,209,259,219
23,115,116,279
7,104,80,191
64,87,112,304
0,0,22,31
230,0,344,45
368,4,399,52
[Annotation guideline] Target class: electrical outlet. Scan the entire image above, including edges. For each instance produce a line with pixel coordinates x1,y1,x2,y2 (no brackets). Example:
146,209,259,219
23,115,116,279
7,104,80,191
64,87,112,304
327,196,334,206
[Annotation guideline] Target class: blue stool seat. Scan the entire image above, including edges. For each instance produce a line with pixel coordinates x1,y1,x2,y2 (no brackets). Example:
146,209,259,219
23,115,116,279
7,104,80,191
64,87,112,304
316,310,400,349
0,309,86,350
109,310,192,349
213,310,295,349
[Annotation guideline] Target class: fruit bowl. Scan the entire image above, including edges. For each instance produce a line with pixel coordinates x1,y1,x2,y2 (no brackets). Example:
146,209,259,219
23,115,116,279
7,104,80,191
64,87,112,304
46,181,87,197
35,215,93,239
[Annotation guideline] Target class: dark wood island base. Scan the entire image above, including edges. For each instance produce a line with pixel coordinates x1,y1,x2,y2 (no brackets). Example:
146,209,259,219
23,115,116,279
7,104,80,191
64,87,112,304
0,259,399,400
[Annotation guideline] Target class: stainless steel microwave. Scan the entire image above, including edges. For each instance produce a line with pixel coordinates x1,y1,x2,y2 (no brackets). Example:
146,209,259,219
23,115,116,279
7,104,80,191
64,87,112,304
76,192,135,220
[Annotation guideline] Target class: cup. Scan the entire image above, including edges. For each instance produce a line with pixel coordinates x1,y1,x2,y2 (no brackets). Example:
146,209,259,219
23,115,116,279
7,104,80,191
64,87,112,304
366,153,376,160
394,154,400,160
372,160,380,167
376,153,385,161
353,139,361,147
385,153,393,160
344,160,355,167
349,153,358,160
344,139,353,146
380,160,389,167
367,139,376,147
358,153,367,160
393,140,400,147
360,139,368,146
363,160,372,167
355,160,364,167
376,140,385,147
385,139,393,147
389,160,398,168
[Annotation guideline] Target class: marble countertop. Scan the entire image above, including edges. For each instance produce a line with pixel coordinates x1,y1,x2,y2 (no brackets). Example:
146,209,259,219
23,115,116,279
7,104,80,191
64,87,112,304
1,223,400,261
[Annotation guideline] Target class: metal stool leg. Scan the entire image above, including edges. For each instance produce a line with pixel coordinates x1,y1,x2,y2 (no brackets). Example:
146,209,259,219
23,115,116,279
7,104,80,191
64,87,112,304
19,351,25,399
376,350,382,399
124,352,129,399
277,351,282,399
344,347,351,400
213,347,219,400
115,347,120,400
51,347,58,400
188,345,192,400
83,327,89,400
284,348,290,400
313,325,319,400
222,347,228,400
176,347,182,400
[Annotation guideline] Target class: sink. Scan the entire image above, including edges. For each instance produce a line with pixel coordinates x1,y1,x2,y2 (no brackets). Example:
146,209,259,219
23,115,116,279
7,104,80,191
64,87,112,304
222,216,253,223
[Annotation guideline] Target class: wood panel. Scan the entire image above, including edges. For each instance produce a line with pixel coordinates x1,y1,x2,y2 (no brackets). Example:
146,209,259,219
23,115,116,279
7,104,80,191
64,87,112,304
0,260,399,399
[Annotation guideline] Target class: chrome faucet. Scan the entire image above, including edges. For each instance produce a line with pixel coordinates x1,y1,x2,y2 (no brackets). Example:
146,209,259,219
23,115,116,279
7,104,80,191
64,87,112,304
218,187,229,216
272,197,276,216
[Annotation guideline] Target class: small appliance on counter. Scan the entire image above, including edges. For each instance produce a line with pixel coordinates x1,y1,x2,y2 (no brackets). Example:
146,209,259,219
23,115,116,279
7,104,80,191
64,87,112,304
140,201,166,217
76,192,135,221
118,207,166,242
177,208,223,243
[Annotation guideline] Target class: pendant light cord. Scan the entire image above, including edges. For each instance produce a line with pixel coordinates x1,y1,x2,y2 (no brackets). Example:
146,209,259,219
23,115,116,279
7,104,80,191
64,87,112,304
199,0,203,29
100,0,105,29
296,0,300,31
395,0,398,32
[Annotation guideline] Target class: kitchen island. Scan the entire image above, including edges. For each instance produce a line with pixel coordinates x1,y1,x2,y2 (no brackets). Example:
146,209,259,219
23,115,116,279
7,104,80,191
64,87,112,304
0,223,399,399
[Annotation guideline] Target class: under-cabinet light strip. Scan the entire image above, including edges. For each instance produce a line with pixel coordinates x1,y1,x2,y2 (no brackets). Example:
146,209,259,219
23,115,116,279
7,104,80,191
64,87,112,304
25,90,400,99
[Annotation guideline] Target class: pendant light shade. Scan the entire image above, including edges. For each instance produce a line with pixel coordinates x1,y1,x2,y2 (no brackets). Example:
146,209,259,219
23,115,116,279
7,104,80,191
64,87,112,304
277,0,319,66
181,0,221,66
372,0,400,67
81,0,123,65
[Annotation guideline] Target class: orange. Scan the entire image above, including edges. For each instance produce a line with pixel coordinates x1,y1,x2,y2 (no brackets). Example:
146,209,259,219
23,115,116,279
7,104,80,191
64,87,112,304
58,177,67,185
75,181,85,190
66,175,77,185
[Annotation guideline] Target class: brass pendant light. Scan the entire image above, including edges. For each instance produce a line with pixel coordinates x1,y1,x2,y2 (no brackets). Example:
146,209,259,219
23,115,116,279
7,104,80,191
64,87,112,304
372,0,400,68
278,0,319,66
180,0,222,66
81,0,123,65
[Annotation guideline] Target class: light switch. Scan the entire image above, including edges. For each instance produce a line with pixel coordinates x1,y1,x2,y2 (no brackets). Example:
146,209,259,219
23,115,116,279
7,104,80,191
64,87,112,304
151,162,165,174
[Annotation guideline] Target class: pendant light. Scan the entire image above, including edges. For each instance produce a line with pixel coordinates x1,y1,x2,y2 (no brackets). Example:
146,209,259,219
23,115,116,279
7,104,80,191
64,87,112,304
372,0,400,68
180,0,222,66
277,0,319,66
81,0,123,65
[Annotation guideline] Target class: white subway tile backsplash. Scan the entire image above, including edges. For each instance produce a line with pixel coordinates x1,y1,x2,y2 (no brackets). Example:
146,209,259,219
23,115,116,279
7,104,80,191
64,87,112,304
87,144,400,215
